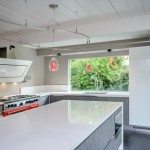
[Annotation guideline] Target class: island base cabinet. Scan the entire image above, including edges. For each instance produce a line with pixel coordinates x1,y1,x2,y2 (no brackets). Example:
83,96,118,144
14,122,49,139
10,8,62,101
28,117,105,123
104,128,122,150
106,97,129,125
75,108,122,150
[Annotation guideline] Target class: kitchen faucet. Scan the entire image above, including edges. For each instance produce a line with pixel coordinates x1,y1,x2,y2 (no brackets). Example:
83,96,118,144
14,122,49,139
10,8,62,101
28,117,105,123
94,76,99,91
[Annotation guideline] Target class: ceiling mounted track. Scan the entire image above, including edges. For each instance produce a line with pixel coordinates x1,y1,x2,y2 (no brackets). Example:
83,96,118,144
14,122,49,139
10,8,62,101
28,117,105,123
0,2,91,46
24,0,47,31
56,11,90,44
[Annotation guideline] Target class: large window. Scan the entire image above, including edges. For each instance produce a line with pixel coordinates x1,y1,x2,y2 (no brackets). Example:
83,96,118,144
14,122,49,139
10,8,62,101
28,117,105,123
70,56,129,92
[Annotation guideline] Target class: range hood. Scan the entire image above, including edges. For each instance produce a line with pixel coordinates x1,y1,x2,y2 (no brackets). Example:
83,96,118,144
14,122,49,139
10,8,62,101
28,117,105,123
0,58,32,83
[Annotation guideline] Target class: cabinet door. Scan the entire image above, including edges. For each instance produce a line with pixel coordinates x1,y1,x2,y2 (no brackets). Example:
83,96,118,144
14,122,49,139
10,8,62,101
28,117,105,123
63,95,105,101
106,97,129,125
95,97,106,101
76,96,95,101
50,95,63,103
75,112,115,150
104,128,122,150
38,95,50,105
63,95,77,100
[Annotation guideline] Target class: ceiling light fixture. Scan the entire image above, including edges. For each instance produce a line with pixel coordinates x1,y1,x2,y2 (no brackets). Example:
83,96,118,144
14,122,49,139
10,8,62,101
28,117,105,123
24,0,47,31
107,49,112,52
9,45,15,50
49,4,59,72
57,11,90,44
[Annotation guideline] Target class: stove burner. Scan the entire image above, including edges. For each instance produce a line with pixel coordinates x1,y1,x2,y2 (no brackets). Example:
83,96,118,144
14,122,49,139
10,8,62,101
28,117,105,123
7,95,38,100
0,95,39,102
0,95,40,117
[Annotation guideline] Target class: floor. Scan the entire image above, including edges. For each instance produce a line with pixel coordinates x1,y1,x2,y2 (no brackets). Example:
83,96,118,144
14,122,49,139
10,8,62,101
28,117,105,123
124,130,150,150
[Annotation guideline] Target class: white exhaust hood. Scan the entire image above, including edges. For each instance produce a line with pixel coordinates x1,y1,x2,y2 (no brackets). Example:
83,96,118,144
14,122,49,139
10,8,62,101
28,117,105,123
0,58,32,83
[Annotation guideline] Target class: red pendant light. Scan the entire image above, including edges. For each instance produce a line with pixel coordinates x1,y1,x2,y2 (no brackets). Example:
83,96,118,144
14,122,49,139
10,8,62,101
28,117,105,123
49,57,59,72
87,64,92,73
49,4,59,72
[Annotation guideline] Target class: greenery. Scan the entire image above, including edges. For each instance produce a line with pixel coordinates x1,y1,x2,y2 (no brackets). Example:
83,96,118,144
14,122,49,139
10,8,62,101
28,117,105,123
70,56,129,91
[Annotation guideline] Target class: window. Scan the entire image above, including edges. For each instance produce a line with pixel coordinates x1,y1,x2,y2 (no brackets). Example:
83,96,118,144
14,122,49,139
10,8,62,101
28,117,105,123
69,56,129,92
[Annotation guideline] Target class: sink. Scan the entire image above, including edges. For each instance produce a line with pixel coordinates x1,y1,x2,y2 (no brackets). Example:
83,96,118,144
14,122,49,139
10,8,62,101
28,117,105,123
84,91,107,94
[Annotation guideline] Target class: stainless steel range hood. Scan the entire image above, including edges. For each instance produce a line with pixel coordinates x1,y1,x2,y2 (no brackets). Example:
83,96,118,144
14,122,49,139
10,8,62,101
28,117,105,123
0,58,32,83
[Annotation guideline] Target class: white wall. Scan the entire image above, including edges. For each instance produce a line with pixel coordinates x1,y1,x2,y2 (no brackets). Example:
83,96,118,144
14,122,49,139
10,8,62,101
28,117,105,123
14,46,44,87
129,46,150,126
44,50,128,85
0,46,44,97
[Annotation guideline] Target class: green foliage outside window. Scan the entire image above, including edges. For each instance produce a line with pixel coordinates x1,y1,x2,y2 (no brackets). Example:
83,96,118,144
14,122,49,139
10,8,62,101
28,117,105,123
70,56,129,91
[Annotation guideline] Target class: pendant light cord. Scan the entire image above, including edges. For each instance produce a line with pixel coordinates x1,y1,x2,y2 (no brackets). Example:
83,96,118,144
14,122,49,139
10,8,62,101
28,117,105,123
52,8,56,56
25,0,28,27
75,11,78,34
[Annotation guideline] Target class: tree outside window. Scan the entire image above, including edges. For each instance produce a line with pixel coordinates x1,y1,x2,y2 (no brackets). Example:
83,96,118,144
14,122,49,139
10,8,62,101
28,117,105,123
70,56,129,92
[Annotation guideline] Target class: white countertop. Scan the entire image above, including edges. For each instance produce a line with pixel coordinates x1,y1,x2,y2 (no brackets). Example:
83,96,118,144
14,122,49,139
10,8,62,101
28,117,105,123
36,91,129,97
0,100,122,150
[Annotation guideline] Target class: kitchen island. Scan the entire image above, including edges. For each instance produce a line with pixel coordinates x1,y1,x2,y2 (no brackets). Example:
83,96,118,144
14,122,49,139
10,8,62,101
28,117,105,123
0,100,123,150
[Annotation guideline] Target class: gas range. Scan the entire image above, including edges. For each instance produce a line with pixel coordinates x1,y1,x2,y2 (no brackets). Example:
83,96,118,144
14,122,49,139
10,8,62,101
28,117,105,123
0,95,40,117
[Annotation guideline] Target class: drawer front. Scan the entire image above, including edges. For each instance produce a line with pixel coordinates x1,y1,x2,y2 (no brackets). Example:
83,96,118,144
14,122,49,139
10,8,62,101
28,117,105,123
50,95,63,103
106,97,129,125
104,127,122,150
75,113,116,150
63,95,104,101
63,95,77,100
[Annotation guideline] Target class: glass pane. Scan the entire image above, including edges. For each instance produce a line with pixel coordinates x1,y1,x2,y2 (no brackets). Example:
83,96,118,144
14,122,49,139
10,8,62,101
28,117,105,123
70,56,129,92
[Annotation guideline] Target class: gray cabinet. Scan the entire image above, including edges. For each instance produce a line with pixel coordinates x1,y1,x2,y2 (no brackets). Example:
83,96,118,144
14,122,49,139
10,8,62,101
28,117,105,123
49,94,129,125
106,97,129,125
94,96,106,101
63,95,77,100
104,127,122,150
63,95,105,101
39,95,50,106
50,95,63,103
75,107,122,150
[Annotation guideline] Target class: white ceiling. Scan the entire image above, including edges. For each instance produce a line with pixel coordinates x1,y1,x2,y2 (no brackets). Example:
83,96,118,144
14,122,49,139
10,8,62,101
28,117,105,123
0,0,150,32
0,0,150,47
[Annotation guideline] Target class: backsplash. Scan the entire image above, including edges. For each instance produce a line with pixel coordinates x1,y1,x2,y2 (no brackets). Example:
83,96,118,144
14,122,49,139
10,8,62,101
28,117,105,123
0,83,20,97
21,85,68,95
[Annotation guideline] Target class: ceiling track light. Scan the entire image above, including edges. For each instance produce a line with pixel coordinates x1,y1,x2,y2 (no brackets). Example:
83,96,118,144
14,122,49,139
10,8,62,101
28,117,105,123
107,49,112,52
24,0,47,31
9,45,15,50
57,11,90,44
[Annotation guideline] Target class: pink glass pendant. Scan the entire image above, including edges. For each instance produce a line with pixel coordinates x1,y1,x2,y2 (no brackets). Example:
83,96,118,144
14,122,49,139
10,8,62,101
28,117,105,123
49,57,59,72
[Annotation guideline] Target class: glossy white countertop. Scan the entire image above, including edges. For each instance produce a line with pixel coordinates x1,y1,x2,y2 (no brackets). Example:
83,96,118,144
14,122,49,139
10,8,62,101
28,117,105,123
36,91,129,97
0,100,122,150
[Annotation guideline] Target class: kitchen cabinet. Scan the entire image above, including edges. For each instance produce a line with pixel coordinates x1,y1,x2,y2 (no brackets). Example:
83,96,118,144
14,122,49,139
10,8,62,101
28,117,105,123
106,97,129,125
48,94,128,125
63,95,105,101
0,100,122,150
50,95,63,103
104,128,122,150
75,107,122,150
63,95,77,100
39,95,50,105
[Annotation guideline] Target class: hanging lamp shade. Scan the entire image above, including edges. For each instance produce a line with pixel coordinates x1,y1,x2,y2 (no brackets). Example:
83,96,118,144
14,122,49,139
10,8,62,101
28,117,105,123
49,57,59,72
86,64,92,73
